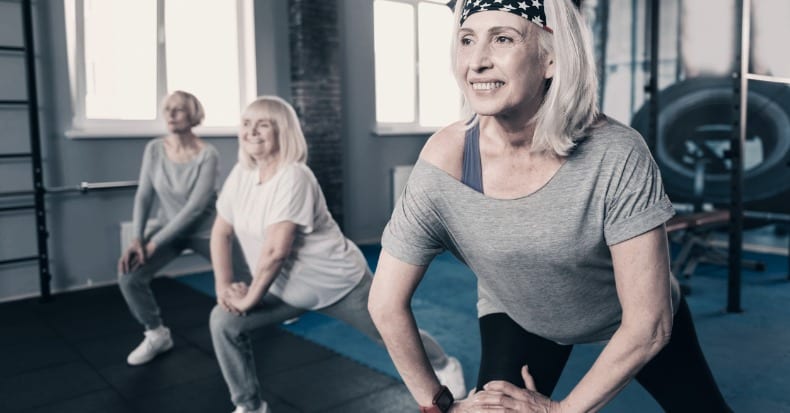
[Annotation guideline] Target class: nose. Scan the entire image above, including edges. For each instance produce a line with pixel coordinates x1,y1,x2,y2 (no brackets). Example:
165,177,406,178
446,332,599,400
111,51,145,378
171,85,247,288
469,43,492,72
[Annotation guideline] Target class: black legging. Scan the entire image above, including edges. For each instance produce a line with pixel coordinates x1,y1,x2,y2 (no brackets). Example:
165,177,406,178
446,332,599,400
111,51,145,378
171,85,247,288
477,297,732,412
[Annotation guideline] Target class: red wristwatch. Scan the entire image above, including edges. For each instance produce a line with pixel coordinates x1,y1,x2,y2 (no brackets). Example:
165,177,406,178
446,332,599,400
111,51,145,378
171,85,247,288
419,385,454,413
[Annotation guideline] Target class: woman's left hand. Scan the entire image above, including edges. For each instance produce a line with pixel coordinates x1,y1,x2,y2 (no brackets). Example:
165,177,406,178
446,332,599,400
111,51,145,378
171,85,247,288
470,366,563,413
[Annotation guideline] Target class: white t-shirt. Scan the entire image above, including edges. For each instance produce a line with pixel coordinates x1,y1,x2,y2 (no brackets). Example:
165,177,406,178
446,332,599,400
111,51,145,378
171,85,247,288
216,162,367,310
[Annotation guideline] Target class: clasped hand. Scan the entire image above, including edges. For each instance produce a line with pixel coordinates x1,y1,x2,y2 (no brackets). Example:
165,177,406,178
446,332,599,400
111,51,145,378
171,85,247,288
218,282,251,315
118,239,157,274
452,366,562,413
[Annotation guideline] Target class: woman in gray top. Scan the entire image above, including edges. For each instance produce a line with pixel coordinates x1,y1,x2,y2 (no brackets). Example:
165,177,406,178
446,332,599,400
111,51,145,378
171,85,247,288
118,90,223,366
369,1,731,412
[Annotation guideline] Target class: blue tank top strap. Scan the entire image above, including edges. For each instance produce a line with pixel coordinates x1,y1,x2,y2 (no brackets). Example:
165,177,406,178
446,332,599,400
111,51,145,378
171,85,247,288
461,122,484,193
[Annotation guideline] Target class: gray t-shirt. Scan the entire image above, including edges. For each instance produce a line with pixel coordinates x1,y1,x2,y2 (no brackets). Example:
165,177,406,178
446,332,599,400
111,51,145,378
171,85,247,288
382,119,680,344
132,138,219,247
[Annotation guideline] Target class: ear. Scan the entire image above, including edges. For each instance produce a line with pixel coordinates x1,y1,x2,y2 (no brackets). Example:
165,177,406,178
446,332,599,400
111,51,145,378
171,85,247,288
544,54,555,80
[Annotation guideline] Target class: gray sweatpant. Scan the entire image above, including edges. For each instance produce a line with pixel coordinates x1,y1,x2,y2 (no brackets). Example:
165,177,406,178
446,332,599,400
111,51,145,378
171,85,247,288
209,271,449,411
119,236,250,330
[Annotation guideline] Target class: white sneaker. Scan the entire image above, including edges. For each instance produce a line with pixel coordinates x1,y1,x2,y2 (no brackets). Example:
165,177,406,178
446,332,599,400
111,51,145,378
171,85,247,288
126,326,174,366
231,401,270,413
435,356,466,400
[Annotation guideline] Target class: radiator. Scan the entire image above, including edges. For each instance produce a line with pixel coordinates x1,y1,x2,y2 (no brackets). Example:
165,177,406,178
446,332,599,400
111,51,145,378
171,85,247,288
391,165,414,209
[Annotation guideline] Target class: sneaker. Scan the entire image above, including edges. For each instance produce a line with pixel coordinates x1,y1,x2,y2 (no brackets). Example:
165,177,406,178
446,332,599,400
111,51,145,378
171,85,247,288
231,401,270,413
434,356,466,400
126,326,174,366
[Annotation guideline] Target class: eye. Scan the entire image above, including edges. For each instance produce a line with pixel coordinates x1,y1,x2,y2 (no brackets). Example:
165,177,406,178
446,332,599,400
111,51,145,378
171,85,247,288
494,35,513,44
460,36,473,46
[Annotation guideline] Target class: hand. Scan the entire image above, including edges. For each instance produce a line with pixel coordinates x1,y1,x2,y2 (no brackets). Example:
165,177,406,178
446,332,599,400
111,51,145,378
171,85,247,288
217,285,244,315
229,282,249,298
469,366,562,413
145,241,157,258
118,239,146,274
217,282,254,315
449,388,478,413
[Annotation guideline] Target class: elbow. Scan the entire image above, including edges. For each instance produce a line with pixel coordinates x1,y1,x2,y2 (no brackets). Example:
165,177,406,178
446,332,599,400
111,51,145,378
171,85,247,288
257,247,289,272
367,290,405,333
641,316,673,360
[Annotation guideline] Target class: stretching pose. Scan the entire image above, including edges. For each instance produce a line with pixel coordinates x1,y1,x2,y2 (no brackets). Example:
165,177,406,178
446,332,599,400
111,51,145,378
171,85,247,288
209,96,465,413
369,1,732,412
119,91,247,365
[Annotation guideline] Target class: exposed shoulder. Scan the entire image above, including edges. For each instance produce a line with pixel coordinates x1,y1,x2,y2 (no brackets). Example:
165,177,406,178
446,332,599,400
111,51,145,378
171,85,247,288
419,120,467,179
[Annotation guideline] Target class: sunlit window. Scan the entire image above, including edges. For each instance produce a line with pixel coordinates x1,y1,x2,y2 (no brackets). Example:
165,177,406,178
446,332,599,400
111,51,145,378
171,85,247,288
373,0,461,132
64,0,256,136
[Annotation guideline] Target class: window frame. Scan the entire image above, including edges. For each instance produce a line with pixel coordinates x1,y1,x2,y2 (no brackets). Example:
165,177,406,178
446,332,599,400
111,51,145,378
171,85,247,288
64,0,257,138
372,0,457,136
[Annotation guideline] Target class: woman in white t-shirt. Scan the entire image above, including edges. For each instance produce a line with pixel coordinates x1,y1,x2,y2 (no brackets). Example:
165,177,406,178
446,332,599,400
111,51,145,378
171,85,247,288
208,96,466,413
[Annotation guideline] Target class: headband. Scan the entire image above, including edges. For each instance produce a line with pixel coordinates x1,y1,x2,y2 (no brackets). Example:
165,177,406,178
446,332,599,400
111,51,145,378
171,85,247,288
460,0,553,33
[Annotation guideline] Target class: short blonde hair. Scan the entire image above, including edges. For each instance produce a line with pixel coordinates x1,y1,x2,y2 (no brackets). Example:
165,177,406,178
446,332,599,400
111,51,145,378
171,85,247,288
452,0,599,157
161,90,205,128
238,96,308,170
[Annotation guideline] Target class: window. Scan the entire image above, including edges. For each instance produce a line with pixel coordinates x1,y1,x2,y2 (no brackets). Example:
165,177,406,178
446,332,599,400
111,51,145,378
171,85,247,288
373,0,461,134
64,0,256,137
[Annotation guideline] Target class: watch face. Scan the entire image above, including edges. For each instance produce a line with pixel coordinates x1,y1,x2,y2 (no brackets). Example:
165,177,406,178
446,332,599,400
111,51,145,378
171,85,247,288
435,386,454,411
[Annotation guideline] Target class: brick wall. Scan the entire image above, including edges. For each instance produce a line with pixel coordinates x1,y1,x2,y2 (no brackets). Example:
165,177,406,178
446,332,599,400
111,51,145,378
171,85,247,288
288,0,344,228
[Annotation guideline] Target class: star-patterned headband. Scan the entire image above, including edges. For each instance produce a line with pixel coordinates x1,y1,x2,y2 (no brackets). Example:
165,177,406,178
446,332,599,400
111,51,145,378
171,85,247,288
460,0,553,33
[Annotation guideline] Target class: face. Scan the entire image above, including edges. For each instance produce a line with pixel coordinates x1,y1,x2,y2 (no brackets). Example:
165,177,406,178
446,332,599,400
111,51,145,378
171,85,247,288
162,95,192,133
239,108,279,162
455,11,554,119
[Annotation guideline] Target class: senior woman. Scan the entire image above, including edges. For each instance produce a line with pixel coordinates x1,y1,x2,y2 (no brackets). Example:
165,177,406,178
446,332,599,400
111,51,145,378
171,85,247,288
209,96,465,413
119,90,230,365
368,1,732,412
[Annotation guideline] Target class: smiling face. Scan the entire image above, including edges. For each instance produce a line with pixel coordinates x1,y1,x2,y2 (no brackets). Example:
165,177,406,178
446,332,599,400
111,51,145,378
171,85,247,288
454,11,554,120
239,107,280,162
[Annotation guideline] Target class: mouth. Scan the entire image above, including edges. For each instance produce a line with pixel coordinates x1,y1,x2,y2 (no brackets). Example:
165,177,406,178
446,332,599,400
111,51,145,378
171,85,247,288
471,81,505,91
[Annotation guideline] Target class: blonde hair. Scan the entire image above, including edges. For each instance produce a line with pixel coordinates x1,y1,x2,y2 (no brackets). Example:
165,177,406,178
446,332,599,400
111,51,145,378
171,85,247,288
452,0,599,157
161,90,205,128
238,96,308,170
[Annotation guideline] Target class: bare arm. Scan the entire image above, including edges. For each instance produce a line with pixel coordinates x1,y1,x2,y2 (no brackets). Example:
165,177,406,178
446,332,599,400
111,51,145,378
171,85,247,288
228,221,297,313
476,226,673,413
560,226,673,412
369,250,444,407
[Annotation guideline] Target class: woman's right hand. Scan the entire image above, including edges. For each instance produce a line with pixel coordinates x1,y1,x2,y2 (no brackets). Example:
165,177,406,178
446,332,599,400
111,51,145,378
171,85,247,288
216,283,246,315
449,389,477,413
118,239,146,274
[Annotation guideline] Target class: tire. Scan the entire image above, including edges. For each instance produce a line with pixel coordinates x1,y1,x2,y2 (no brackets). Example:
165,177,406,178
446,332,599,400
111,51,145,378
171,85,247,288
631,76,790,214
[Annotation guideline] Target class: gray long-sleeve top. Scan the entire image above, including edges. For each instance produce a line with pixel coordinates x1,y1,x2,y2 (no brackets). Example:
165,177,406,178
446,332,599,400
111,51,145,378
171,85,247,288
132,138,219,247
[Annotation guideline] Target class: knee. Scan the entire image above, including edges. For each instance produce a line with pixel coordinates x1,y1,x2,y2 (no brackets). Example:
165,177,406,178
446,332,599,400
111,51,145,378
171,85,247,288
118,271,142,292
209,305,241,338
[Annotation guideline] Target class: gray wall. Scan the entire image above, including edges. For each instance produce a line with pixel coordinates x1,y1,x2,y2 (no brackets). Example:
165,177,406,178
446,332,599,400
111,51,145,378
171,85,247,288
339,0,430,243
0,0,291,301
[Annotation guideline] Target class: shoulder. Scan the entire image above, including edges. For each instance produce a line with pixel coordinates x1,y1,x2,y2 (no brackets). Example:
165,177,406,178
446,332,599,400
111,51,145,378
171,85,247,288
199,141,220,162
419,120,468,179
579,116,652,160
278,162,317,187
144,138,165,156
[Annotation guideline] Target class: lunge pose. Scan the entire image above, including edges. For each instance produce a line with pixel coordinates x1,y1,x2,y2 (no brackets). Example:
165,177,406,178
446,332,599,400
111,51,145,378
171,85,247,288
369,1,732,412
209,96,465,413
